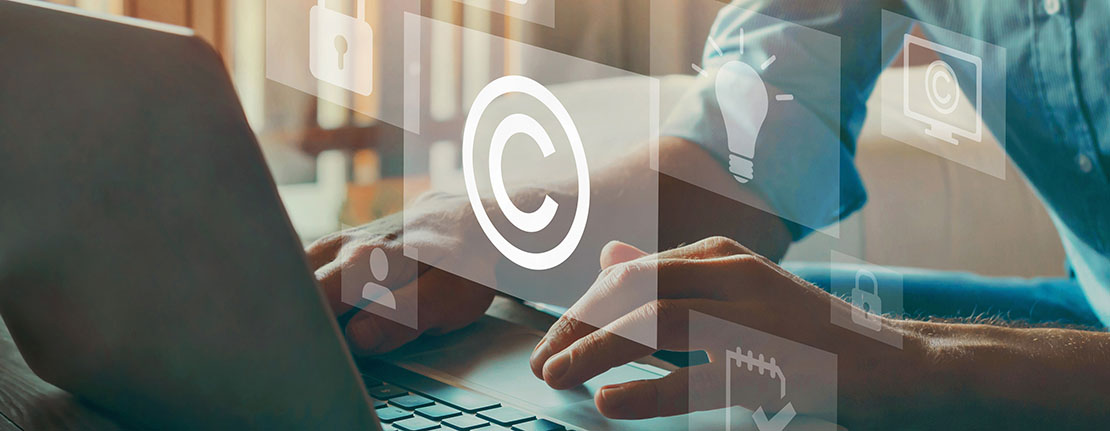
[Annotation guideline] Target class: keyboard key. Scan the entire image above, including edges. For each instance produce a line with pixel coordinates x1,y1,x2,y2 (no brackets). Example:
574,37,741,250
478,426,512,431
393,417,440,431
512,419,565,431
373,399,388,409
423,388,501,413
376,406,414,423
477,407,535,426
391,394,435,410
416,404,462,421
442,415,489,430
368,384,409,400
360,374,383,388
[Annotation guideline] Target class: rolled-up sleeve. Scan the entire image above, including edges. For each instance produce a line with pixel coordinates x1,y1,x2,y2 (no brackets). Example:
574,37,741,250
663,0,909,240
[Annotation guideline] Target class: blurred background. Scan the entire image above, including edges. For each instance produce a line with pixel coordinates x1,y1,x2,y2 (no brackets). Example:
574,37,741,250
44,0,1068,279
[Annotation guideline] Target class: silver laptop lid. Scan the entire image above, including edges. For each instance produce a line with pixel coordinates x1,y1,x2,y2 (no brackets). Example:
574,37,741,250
0,1,378,428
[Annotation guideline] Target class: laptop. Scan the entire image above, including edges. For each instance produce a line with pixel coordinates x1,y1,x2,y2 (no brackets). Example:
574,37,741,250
0,1,736,429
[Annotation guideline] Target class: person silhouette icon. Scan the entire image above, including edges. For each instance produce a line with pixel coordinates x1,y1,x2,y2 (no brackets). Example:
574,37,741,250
361,248,397,309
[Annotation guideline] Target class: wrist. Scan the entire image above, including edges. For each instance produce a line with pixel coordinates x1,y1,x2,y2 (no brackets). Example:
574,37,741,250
838,318,944,428
846,318,1017,429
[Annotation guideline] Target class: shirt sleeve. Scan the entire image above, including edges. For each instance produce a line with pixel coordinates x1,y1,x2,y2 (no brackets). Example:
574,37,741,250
662,0,911,240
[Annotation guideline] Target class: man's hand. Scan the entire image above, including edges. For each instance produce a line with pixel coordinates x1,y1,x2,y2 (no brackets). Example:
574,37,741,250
528,237,904,422
307,136,794,357
306,192,498,355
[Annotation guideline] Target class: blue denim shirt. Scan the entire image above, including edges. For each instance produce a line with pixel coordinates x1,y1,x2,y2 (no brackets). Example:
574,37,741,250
664,0,1110,325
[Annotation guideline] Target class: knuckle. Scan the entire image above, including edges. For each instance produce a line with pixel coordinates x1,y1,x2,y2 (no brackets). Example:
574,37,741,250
644,299,669,318
731,254,767,271
307,233,341,252
701,236,744,255
343,243,389,264
572,333,603,358
605,261,652,288
552,316,586,340
645,299,682,323
349,244,379,258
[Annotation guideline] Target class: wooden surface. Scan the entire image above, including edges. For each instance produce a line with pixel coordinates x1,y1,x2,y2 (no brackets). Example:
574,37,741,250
0,297,664,430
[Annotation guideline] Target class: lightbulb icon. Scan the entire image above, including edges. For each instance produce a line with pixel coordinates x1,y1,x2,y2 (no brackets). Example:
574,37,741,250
717,60,768,184
695,32,794,185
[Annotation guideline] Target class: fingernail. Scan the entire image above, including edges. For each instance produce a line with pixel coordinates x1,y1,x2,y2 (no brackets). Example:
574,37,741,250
544,351,572,383
530,340,553,378
530,339,550,362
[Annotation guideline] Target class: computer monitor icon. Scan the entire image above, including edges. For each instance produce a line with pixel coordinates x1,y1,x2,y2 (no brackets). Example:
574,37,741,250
902,33,983,145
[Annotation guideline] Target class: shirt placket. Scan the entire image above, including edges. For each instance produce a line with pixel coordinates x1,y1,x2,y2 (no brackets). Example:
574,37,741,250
1035,0,1110,252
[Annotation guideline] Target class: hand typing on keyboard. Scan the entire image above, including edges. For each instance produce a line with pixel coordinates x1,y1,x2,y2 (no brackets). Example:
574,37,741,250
305,194,497,355
527,237,905,424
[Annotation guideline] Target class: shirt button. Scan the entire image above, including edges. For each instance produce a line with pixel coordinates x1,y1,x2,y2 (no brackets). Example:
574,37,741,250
1077,154,1094,173
1044,0,1061,15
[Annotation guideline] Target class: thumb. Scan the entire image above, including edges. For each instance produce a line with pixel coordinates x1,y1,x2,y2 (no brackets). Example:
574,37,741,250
600,240,649,269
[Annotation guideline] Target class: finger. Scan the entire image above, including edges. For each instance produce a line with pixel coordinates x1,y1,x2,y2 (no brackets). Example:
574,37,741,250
541,299,723,389
314,259,350,316
343,276,422,355
344,268,494,355
305,234,344,270
595,364,726,419
414,267,496,336
611,253,777,301
651,236,754,261
531,254,776,379
532,240,646,378
335,241,424,289
599,241,649,269
529,260,659,379
315,243,423,318
531,256,758,378
596,237,749,277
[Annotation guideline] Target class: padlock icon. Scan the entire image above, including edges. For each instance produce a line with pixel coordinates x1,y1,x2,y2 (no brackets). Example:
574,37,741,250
309,0,373,96
851,269,883,331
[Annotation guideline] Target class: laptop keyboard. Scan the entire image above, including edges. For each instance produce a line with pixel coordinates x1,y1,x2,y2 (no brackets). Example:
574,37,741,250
361,373,575,431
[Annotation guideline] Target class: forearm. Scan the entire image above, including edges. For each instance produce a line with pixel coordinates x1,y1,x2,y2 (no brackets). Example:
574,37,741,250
869,320,1110,429
513,136,791,262
653,137,792,260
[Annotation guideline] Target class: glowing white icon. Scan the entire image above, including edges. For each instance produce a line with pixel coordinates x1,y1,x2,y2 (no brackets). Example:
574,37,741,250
360,248,397,309
902,33,983,145
462,75,590,271
309,0,373,96
717,60,768,184
696,31,794,184
925,60,959,115
725,346,796,431
851,269,883,331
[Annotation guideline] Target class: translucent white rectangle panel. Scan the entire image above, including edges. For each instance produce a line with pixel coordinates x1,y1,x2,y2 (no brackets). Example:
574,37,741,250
688,311,839,431
828,250,904,348
265,0,418,129
651,0,845,239
456,0,555,28
341,246,419,329
403,13,661,348
881,10,1007,179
